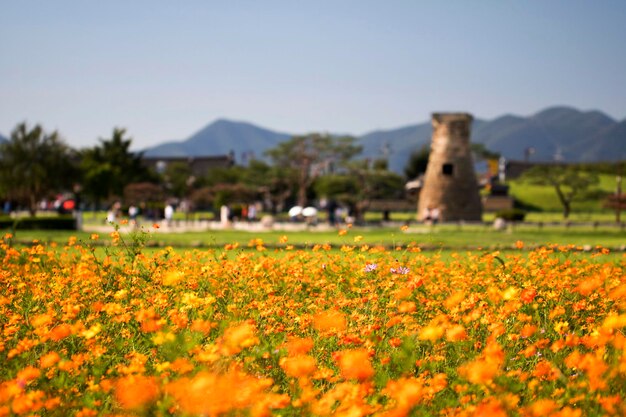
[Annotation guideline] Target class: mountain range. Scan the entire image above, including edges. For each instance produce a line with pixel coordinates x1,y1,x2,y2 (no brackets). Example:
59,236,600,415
3,106,623,173
143,106,626,173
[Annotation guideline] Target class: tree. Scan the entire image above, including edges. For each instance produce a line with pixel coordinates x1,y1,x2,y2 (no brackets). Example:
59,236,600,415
521,165,600,219
203,165,248,187
265,134,362,207
404,146,430,180
123,182,164,206
190,183,258,213
0,122,76,215
470,143,501,160
315,160,404,223
241,160,295,213
162,161,196,198
80,128,152,208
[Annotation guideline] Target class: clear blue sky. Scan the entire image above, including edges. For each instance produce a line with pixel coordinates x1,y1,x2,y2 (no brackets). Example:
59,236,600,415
1,1,625,150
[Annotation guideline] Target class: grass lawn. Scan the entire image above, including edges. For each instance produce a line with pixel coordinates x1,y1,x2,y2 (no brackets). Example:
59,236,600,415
507,173,619,213
5,222,625,252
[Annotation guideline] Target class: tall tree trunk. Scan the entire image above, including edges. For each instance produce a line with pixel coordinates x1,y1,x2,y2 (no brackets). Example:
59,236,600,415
29,194,37,217
297,182,307,207
554,185,570,220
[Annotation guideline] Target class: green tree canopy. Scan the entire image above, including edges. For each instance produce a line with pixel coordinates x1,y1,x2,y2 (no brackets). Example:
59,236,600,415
471,143,501,160
79,128,152,207
265,134,362,207
240,160,295,213
0,122,77,215
315,160,404,223
404,146,430,180
162,161,196,198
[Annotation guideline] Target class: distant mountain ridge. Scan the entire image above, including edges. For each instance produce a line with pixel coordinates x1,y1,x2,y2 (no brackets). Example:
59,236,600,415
143,119,291,161
142,106,626,173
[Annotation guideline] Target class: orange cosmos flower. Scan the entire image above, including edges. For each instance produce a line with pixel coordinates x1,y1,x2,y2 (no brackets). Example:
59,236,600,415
17,366,41,383
398,301,417,313
474,398,508,417
394,287,413,300
190,319,216,334
170,358,195,374
458,358,500,385
336,349,374,381
520,324,537,338
526,399,558,416
418,325,444,342
313,310,347,333
39,352,61,369
446,324,468,342
11,390,46,415
389,337,402,347
459,341,504,385
30,313,53,328
280,355,317,378
520,288,537,303
284,337,315,356
383,377,425,414
114,375,160,410
602,314,626,329
222,322,259,355
162,269,184,286
385,316,402,329
74,408,97,417
444,291,465,309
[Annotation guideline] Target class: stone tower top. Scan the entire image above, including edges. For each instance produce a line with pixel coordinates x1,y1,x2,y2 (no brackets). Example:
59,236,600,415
432,112,473,123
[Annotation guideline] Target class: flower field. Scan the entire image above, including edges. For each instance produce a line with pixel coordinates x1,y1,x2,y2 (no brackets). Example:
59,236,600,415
1,230,626,416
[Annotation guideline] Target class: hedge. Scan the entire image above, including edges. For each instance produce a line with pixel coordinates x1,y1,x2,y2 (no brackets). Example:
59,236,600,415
0,216,77,231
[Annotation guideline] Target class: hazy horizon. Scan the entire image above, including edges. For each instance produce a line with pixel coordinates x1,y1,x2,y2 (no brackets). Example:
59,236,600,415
2,1,625,149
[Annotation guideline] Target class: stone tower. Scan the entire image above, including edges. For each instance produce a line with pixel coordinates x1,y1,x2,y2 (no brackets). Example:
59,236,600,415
417,113,482,222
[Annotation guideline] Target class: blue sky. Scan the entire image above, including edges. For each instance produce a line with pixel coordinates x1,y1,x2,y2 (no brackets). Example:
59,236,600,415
1,1,625,149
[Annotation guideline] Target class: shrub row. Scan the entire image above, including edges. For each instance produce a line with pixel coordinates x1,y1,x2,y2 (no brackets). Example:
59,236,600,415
0,216,76,230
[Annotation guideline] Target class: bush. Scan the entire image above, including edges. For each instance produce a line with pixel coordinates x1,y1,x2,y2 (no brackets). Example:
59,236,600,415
0,216,76,230
495,208,526,222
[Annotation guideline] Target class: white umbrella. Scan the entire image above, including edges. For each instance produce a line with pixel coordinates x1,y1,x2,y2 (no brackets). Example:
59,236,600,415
288,206,303,217
302,207,318,217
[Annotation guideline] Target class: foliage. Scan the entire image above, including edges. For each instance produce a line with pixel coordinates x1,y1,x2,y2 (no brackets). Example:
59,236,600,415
79,128,153,206
0,215,76,230
242,160,296,213
265,134,362,206
123,182,165,206
470,143,501,160
521,165,600,219
161,161,196,198
403,145,430,180
1,232,625,416
188,187,214,211
494,208,526,222
203,166,248,186
190,184,258,212
314,174,358,201
315,162,404,223
0,122,77,215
